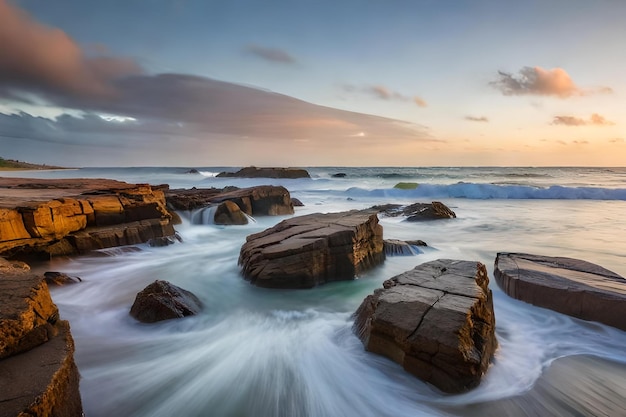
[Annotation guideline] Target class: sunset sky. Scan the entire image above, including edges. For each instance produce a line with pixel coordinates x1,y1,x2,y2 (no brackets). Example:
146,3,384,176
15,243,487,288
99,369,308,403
1,0,624,167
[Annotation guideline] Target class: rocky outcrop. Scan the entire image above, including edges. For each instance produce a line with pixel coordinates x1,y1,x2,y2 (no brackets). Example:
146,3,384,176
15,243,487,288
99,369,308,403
239,210,385,288
374,201,456,221
494,252,626,331
0,258,83,416
43,271,82,286
216,166,310,179
354,259,497,393
130,280,203,323
166,185,295,224
0,178,176,259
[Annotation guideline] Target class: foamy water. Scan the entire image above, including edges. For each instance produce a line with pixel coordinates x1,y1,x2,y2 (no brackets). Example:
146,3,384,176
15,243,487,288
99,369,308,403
13,166,626,416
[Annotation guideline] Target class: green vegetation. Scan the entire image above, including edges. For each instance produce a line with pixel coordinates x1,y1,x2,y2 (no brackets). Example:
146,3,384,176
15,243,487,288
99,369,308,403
0,156,64,170
393,182,419,190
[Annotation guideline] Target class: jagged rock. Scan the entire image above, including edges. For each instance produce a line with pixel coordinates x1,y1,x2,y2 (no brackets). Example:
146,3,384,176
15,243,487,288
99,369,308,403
166,185,294,217
291,198,304,207
383,239,427,256
185,168,200,174
374,201,456,221
494,253,626,331
332,173,347,178
212,186,294,216
130,280,203,323
0,273,59,359
0,178,176,259
44,271,82,286
216,166,310,179
239,210,384,288
0,320,83,417
354,259,497,393
214,200,248,225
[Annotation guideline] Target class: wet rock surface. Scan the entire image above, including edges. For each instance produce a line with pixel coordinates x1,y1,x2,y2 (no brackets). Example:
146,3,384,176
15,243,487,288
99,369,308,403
494,252,626,330
216,166,310,179
130,280,203,323
354,259,497,393
374,201,456,221
239,210,385,288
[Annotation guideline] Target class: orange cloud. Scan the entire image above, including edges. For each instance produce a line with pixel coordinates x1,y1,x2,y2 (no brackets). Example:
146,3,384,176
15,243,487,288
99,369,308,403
345,84,427,107
413,96,428,107
491,66,611,98
552,113,615,126
0,0,141,98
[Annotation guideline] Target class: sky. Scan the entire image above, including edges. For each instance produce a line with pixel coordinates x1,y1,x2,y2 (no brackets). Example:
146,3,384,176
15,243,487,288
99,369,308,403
0,0,625,167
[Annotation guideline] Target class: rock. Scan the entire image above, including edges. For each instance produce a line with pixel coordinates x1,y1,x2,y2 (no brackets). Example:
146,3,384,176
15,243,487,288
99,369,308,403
166,185,294,217
0,261,83,416
216,166,310,179
212,185,294,216
374,201,456,221
44,271,82,286
383,239,427,256
0,320,83,417
185,168,200,174
354,259,497,393
130,280,203,323
0,178,176,259
148,232,183,247
0,273,59,359
214,200,248,225
494,253,626,331
291,198,304,207
332,173,347,178
239,210,384,288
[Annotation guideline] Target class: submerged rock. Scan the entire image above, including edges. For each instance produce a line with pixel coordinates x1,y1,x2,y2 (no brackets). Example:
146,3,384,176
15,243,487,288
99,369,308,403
130,280,203,323
214,200,248,225
44,271,82,286
383,239,427,256
354,259,497,393
239,210,385,288
494,252,626,331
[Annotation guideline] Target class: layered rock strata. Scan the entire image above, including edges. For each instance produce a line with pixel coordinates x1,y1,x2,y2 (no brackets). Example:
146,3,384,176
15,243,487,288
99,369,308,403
166,185,295,219
239,210,384,288
494,252,626,331
0,178,175,259
0,258,83,417
354,259,497,393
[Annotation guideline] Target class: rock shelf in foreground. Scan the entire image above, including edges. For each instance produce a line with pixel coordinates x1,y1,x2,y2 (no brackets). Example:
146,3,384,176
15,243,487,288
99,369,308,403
354,259,497,393
0,258,83,417
494,252,626,331
239,210,384,288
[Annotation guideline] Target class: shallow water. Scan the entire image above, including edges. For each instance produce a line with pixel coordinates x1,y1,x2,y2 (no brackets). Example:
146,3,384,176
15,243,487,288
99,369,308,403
14,166,626,416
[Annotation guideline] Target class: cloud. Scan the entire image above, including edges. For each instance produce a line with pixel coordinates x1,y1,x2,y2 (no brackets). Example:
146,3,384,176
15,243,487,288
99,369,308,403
465,115,489,122
490,66,611,98
609,138,624,143
552,113,615,126
0,0,142,99
344,84,427,107
246,44,296,64
413,96,428,108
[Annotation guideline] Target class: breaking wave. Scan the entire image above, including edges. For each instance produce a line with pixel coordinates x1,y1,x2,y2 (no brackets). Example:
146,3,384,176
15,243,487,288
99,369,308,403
345,183,626,200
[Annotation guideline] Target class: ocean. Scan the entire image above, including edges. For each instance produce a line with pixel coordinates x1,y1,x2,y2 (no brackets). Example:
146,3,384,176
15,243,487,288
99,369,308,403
4,166,626,416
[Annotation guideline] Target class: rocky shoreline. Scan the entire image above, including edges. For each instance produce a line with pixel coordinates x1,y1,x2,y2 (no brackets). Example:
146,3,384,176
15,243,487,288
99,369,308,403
1,176,625,414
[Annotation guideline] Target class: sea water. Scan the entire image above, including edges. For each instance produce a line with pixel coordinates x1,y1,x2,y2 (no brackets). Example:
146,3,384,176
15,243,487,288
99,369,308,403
5,167,626,416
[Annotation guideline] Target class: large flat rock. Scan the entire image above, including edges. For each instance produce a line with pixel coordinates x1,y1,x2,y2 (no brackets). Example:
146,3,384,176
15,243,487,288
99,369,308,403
0,177,175,258
239,210,384,288
0,321,83,417
494,252,626,331
354,259,497,393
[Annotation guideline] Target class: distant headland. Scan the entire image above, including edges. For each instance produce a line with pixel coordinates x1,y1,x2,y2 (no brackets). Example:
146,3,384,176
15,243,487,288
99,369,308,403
0,157,68,171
